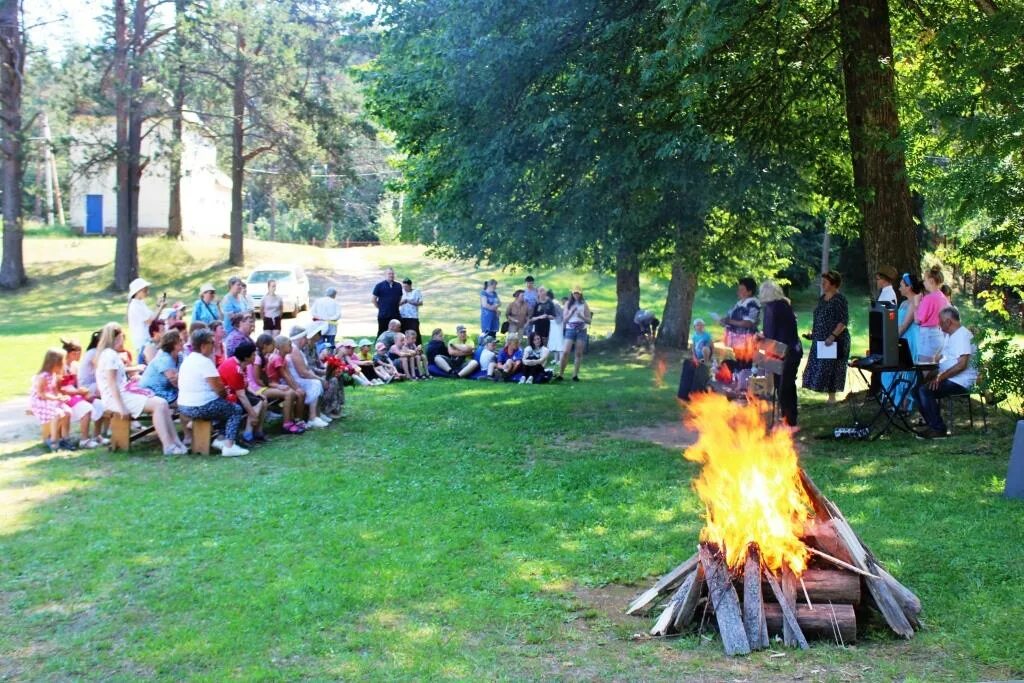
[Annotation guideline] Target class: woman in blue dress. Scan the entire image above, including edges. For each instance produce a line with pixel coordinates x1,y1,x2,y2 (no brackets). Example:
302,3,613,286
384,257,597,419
480,279,501,337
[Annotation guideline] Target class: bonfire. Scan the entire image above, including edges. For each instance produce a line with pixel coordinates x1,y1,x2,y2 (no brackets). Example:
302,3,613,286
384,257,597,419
628,393,921,654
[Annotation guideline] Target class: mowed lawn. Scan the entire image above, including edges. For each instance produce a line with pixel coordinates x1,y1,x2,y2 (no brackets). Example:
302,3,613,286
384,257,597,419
1,348,1023,679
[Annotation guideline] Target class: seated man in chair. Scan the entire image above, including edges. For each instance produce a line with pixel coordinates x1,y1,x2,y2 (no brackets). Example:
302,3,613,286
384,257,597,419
915,306,977,438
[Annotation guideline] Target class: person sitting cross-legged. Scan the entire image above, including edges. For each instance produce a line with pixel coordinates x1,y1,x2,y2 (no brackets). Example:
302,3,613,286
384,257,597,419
445,325,480,378
915,306,978,439
520,333,551,384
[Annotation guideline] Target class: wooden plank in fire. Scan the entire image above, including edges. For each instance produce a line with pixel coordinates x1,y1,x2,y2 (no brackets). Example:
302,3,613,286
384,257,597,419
674,564,705,630
651,568,701,636
699,544,751,656
763,568,809,650
742,547,770,650
627,552,699,616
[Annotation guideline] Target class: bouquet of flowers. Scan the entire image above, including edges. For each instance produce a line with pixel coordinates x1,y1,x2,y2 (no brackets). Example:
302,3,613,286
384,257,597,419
324,355,345,380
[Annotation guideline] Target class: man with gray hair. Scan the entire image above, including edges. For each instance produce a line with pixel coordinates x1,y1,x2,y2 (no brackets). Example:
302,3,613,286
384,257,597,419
915,306,978,438
310,287,342,347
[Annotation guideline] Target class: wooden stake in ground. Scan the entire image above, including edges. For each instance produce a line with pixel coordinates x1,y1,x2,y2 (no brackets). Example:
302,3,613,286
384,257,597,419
699,544,751,656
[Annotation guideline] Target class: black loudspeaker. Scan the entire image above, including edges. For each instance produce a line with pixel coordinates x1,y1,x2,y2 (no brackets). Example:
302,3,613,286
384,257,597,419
869,302,900,366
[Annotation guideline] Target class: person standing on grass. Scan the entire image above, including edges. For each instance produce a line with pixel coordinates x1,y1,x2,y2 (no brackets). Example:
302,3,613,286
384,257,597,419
505,289,530,339
311,287,343,348
759,281,802,427
127,277,167,359
915,265,951,362
192,283,222,326
399,278,424,344
260,279,283,335
221,277,248,333
177,328,249,457
94,322,186,455
556,286,593,382
372,267,404,336
480,279,501,337
801,270,850,405
529,287,556,345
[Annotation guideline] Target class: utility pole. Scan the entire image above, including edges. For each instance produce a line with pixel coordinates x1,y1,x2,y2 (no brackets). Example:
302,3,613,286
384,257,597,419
41,113,64,225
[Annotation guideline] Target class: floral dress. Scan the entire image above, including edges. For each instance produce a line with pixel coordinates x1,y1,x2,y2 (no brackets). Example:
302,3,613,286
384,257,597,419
801,292,851,393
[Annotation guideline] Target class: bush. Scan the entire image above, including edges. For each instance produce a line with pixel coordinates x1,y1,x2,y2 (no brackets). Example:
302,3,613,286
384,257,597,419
976,331,1024,418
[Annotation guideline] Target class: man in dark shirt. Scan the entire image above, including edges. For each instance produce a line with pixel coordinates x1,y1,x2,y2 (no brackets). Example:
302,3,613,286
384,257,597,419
371,267,404,335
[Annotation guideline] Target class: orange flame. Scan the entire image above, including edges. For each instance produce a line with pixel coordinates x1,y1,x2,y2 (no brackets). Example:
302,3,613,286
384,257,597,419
715,362,733,384
683,393,810,575
730,334,759,363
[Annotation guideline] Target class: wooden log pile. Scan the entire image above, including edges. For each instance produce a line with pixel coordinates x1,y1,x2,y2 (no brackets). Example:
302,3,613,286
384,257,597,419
627,469,921,655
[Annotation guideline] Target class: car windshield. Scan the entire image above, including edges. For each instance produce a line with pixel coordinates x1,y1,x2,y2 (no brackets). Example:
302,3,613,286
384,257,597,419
248,270,291,284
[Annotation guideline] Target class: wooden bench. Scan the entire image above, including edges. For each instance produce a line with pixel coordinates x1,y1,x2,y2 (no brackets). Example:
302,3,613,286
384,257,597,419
189,396,284,455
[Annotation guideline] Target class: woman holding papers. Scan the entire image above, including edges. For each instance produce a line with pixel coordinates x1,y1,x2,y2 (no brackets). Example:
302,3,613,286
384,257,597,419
802,270,850,404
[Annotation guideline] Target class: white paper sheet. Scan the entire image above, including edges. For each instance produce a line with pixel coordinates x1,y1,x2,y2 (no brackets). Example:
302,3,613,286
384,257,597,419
816,341,838,359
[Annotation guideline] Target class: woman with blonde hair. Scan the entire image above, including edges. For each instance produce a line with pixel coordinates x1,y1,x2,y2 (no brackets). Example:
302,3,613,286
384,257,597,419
759,280,802,426
94,322,186,455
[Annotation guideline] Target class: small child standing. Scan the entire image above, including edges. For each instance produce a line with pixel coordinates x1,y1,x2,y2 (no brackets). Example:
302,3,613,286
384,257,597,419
30,350,76,451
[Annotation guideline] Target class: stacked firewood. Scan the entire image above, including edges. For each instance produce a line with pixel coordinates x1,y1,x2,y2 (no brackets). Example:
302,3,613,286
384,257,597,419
627,470,921,655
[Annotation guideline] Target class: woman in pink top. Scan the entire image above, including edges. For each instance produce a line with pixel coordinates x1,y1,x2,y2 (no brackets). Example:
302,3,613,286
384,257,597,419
915,266,950,361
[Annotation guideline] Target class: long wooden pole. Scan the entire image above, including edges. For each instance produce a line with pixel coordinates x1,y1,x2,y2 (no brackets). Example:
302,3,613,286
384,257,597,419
41,114,64,225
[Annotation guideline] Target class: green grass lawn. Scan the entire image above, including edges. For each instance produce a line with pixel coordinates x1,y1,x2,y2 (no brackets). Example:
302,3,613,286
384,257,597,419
1,346,1022,680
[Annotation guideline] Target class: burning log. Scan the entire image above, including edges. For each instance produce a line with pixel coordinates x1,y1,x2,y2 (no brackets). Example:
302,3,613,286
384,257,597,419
764,603,856,643
742,546,770,649
699,544,751,656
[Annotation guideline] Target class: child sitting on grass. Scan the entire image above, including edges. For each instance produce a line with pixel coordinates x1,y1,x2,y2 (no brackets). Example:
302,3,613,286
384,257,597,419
30,349,77,451
337,340,383,386
404,330,430,379
389,333,420,379
373,342,402,382
248,333,305,434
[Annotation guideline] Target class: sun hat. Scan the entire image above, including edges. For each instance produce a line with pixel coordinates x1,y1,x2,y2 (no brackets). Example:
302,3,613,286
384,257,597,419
358,338,373,347
455,324,466,332
483,335,496,344
325,287,338,297
571,284,583,294
306,321,328,339
128,277,151,299
693,318,706,328
340,338,357,348
876,265,898,283
289,325,307,341
375,342,387,351
198,282,215,295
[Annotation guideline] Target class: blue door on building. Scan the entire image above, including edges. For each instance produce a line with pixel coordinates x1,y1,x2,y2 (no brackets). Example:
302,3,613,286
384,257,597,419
85,195,103,235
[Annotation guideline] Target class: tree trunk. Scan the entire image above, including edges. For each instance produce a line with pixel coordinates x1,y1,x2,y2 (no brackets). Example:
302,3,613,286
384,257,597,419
113,0,137,291
838,0,920,293
612,243,640,343
267,176,276,241
229,26,245,267
166,0,186,239
658,258,699,350
0,0,26,289
127,0,146,243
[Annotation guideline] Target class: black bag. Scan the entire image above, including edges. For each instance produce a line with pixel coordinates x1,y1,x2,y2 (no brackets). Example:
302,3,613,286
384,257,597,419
500,320,510,334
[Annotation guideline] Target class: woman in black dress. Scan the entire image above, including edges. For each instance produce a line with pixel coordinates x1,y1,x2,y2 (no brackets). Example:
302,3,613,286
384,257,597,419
759,281,802,426
801,271,850,404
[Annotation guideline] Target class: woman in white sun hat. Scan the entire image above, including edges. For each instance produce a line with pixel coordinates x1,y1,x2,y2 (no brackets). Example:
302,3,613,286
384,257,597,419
127,277,166,360
192,282,222,326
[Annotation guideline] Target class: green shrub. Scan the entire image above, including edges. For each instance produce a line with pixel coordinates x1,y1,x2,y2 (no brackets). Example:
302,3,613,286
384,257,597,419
976,331,1024,417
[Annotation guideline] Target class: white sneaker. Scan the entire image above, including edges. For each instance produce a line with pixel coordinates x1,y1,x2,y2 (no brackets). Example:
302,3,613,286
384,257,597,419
309,416,329,428
212,438,227,451
319,414,333,424
79,438,100,449
518,377,526,384
525,376,533,384
220,444,249,457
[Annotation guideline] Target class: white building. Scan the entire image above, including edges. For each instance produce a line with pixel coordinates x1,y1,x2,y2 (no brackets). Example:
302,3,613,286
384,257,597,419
69,113,232,238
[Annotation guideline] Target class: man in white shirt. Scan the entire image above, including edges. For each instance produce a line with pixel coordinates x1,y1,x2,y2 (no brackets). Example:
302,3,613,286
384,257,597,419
310,287,342,347
916,306,977,438
875,265,898,307
398,278,423,344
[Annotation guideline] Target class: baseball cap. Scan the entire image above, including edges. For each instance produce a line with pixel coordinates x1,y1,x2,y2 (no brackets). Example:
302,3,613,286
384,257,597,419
455,325,466,332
